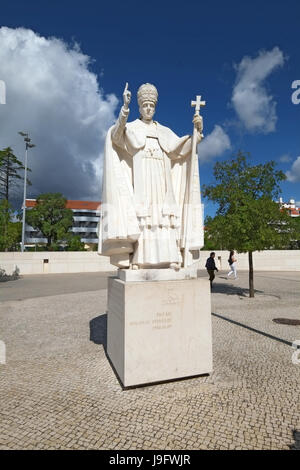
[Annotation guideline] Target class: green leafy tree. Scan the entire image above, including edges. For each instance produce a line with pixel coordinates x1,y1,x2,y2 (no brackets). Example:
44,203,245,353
288,216,300,249
203,152,293,297
7,220,22,251
203,215,227,251
0,199,22,251
26,193,73,249
0,147,31,201
66,234,85,251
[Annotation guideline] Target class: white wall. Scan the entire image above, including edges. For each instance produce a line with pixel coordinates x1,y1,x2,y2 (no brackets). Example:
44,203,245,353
0,252,117,275
0,250,299,275
200,250,300,272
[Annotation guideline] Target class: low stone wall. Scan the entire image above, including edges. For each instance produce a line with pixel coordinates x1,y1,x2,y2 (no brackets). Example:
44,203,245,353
0,252,117,275
0,250,299,275
200,250,300,272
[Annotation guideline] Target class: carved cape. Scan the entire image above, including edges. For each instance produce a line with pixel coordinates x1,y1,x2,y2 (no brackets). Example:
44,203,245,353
98,118,204,267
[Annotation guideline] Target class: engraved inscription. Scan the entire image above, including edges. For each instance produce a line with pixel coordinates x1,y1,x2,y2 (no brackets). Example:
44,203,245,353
162,287,183,305
129,320,151,326
152,311,173,330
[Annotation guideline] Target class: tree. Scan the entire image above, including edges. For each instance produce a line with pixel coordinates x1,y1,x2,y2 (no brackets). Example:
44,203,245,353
0,199,22,251
288,216,300,249
66,234,85,251
203,215,227,251
0,147,31,202
26,193,73,249
202,152,293,297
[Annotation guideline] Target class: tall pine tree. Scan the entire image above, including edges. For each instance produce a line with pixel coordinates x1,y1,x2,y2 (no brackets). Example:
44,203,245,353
0,147,31,202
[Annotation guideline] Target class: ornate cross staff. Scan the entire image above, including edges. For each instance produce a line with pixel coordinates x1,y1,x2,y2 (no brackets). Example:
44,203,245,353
191,95,206,137
183,95,206,268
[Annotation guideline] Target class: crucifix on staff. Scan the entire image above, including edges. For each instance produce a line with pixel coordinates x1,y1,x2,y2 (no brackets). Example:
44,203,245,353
183,94,206,267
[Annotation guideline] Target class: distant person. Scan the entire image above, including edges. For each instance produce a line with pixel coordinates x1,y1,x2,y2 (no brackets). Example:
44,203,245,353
205,252,219,288
227,250,238,279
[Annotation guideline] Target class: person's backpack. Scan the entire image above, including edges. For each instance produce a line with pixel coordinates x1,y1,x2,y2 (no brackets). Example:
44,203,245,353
206,258,214,270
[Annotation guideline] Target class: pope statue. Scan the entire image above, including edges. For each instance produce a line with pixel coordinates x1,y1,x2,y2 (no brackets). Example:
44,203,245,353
99,83,204,269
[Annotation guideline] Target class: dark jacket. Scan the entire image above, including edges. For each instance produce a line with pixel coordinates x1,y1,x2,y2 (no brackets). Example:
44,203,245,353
205,257,218,271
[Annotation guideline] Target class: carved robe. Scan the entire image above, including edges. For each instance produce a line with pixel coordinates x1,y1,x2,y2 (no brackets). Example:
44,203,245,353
98,107,204,268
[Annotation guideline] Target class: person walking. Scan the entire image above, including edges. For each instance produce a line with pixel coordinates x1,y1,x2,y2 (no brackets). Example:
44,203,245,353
205,252,219,289
227,250,238,279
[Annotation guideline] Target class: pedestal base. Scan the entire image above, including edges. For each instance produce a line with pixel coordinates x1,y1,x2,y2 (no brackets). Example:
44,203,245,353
107,276,213,387
117,267,198,282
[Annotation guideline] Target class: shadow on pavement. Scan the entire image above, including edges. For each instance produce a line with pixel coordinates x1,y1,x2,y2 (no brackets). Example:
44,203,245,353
90,313,107,350
212,312,293,347
212,282,264,297
290,430,300,450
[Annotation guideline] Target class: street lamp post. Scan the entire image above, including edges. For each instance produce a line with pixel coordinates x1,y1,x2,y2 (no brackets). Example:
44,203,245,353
19,132,35,252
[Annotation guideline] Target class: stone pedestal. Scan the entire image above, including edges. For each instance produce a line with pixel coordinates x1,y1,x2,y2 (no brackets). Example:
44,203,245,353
107,275,213,387
117,267,198,282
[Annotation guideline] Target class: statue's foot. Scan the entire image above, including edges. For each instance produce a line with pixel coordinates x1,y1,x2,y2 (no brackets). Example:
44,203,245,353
170,262,181,271
131,264,139,270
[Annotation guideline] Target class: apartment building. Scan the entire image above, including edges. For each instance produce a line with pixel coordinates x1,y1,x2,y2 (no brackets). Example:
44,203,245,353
25,199,101,248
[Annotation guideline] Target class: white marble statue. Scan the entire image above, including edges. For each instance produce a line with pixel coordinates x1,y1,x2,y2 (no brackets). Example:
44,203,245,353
99,83,205,269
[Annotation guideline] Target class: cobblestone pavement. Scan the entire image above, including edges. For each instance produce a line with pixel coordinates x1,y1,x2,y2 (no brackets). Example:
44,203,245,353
0,271,112,301
0,271,299,450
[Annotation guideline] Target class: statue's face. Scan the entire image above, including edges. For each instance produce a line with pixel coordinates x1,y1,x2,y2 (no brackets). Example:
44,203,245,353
139,101,156,121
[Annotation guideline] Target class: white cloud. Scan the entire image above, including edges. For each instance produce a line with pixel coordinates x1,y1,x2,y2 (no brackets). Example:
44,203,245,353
231,47,284,133
279,154,292,163
0,27,118,206
286,157,300,182
198,125,231,162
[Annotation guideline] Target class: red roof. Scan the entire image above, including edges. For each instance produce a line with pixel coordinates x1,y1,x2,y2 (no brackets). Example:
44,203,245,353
26,199,101,210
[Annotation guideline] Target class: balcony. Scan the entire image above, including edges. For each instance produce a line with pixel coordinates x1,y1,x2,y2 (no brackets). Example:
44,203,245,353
25,237,47,243
72,210,100,217
71,227,98,233
73,216,99,222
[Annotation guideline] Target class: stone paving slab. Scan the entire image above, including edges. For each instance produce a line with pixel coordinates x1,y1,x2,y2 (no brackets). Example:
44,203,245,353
0,271,112,301
0,271,299,450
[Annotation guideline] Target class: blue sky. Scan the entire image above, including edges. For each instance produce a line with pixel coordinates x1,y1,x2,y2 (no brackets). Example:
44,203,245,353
0,0,299,216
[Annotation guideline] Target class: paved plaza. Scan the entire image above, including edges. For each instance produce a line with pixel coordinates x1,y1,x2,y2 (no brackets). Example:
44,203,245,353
0,270,299,450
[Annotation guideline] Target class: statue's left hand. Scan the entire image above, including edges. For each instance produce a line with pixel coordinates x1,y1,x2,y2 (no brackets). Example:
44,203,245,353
193,114,203,132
